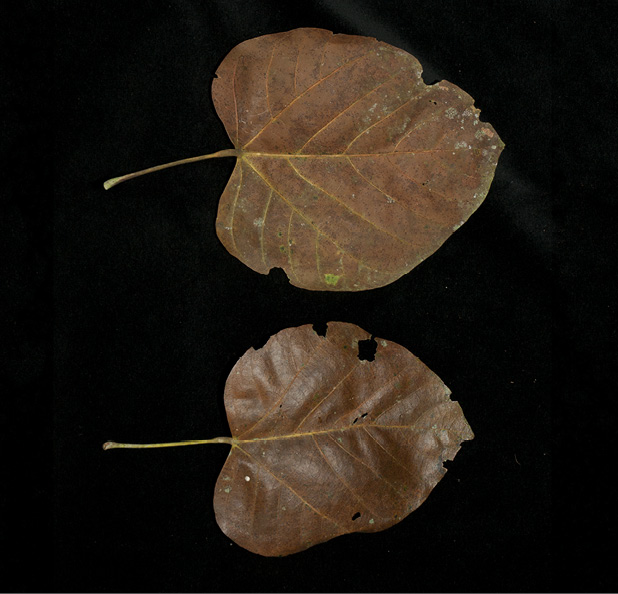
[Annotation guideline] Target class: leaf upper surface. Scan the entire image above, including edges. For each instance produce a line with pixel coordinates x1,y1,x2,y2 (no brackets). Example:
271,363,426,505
212,28,504,290
213,322,474,556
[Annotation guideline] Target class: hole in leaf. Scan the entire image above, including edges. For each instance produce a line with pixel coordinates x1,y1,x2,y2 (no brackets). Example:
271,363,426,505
352,412,368,425
313,321,328,337
352,512,361,521
357,337,377,361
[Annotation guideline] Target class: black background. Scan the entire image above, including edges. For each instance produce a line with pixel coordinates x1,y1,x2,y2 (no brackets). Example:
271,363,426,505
4,0,617,592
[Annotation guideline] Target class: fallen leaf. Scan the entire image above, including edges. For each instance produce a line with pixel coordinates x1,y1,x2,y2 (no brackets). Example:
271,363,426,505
105,28,504,291
104,322,474,556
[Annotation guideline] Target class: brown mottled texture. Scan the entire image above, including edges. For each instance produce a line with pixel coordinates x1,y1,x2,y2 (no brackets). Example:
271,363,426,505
213,322,474,556
212,28,504,291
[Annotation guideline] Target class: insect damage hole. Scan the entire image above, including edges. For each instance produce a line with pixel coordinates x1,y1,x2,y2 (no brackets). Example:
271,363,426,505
352,412,369,425
312,321,328,337
352,512,361,521
357,337,377,361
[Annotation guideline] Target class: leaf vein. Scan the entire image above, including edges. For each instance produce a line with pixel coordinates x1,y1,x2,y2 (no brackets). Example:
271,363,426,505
312,434,383,520
345,158,443,225
286,210,299,282
236,339,328,439
265,45,276,120
327,433,408,501
232,57,241,146
296,68,405,154
243,157,376,271
362,425,420,482
260,188,273,266
237,446,345,531
287,159,415,247
294,360,363,432
343,88,427,154
244,49,377,150
228,160,243,252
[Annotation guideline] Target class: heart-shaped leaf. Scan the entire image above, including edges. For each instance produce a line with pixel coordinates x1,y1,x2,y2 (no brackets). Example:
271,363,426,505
105,28,504,291
105,322,474,556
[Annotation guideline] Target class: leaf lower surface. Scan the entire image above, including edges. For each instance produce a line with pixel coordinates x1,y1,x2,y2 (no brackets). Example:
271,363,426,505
213,322,474,556
212,28,504,291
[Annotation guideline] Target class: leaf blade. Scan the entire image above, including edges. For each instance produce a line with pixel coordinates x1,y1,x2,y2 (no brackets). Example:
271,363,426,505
214,322,474,556
213,28,504,290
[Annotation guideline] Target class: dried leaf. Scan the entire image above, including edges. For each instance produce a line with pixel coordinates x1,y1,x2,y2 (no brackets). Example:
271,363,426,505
105,28,504,291
105,322,474,556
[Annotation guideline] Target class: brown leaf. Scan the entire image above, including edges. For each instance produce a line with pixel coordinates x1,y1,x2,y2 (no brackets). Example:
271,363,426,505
213,322,473,556
212,28,504,290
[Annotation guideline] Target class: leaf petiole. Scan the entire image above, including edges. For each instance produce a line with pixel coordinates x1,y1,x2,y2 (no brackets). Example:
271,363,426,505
103,437,234,450
103,148,241,190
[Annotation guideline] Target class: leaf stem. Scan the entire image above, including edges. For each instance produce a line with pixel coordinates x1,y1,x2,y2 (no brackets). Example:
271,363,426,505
103,148,241,190
103,437,234,450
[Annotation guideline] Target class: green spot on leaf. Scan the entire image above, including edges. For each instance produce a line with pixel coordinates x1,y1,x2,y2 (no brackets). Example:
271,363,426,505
324,273,340,286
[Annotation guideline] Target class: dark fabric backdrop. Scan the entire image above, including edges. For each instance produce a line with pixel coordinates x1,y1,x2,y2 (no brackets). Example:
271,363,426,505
4,0,617,591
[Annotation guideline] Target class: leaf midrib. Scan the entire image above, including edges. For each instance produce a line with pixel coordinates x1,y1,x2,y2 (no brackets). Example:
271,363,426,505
238,149,453,159
231,422,430,445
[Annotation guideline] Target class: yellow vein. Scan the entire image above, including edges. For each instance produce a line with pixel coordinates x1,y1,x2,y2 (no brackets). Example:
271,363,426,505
345,157,443,226
233,423,430,444
312,434,383,520
286,210,299,282
293,360,363,433
293,47,300,96
235,339,328,439
335,371,403,427
295,69,404,154
372,382,440,425
287,159,414,247
243,48,377,150
370,378,423,424
236,446,344,531
392,113,434,151
249,465,260,537
433,151,476,180
314,231,322,286
390,112,482,179
317,37,329,79
232,56,240,146
228,160,243,252
260,188,273,266
386,156,452,202
327,433,408,501
362,425,421,482
343,90,425,154
273,480,282,535
246,149,454,158
243,158,374,271
265,45,276,120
